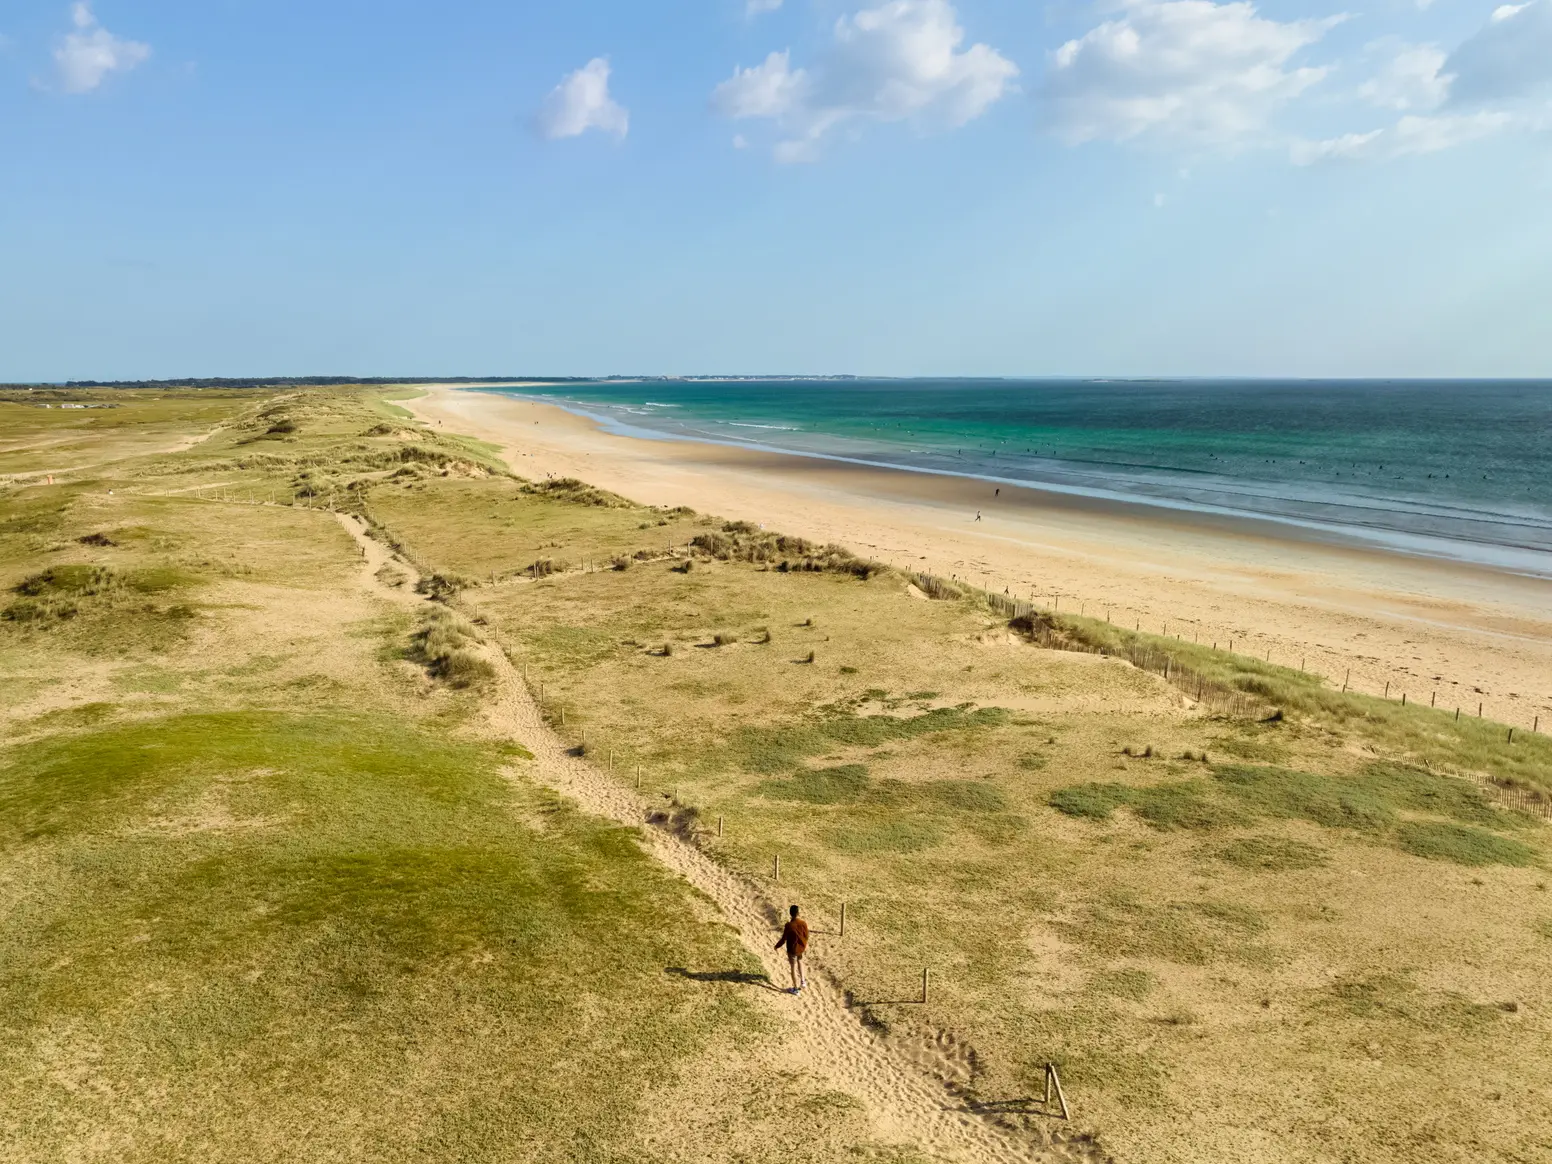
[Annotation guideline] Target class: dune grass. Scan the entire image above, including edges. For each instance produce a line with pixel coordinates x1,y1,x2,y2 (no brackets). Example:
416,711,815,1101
0,387,910,1163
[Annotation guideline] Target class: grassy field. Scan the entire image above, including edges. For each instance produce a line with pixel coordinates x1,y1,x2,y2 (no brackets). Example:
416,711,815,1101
0,388,917,1163
351,395,1552,1164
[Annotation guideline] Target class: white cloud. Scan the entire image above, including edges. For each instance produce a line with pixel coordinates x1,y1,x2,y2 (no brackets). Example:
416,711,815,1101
535,57,629,141
714,50,808,119
1357,43,1449,111
710,0,1017,162
1291,110,1514,162
54,2,149,94
1443,0,1552,105
747,0,784,14
1038,0,1342,148
1296,0,1550,164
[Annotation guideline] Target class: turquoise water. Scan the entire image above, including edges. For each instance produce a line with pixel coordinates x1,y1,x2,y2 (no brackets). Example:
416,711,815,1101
486,379,1552,576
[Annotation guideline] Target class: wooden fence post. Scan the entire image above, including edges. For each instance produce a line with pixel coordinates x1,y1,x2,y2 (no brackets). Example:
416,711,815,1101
839,901,846,937
1045,1063,1071,1120
773,854,780,883
921,967,930,1003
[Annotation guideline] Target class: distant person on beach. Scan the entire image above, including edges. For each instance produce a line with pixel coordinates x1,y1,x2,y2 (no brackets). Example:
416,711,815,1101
776,905,808,995
975,511,982,522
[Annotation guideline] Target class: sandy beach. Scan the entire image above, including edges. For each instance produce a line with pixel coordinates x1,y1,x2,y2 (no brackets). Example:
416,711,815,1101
408,386,1552,730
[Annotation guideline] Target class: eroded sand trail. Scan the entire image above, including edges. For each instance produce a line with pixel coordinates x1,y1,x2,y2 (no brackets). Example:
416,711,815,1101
334,512,1109,1164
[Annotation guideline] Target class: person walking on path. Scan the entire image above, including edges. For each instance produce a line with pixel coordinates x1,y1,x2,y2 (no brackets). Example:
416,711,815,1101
776,905,809,995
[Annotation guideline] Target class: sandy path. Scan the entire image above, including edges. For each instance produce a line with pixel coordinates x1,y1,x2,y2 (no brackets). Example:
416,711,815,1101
405,387,1552,730
1,419,230,484
333,512,1104,1164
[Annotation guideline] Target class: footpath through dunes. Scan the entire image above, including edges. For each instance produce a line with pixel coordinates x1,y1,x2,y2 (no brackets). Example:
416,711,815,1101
334,512,1108,1164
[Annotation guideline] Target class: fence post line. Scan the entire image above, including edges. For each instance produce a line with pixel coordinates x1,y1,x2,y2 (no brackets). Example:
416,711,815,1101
772,854,780,883
717,815,723,838
921,967,930,1004
839,901,846,937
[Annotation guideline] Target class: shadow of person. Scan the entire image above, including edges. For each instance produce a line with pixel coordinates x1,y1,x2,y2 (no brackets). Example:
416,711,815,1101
666,967,782,993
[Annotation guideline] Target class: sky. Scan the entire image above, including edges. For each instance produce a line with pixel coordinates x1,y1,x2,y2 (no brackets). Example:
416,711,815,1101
1,0,1549,380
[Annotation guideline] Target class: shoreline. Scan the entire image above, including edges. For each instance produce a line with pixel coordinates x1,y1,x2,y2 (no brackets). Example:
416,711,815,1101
406,385,1552,728
491,392,1552,580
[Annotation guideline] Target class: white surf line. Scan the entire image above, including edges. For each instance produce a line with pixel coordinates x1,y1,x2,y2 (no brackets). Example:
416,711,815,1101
333,513,1108,1164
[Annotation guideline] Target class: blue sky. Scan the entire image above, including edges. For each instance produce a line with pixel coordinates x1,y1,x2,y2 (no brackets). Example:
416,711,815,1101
2,0,1549,379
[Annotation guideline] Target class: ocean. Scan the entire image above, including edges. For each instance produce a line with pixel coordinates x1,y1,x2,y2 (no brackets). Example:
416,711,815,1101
484,379,1552,577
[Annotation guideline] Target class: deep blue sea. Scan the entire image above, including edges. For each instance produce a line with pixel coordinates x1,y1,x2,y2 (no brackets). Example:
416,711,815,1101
485,379,1552,577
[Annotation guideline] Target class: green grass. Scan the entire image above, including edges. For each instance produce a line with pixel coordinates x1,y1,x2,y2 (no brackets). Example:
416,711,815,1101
1394,822,1536,867
1089,967,1157,1000
0,712,875,1161
1209,835,1329,871
0,713,746,1156
728,706,1012,776
1049,762,1537,867
758,763,871,804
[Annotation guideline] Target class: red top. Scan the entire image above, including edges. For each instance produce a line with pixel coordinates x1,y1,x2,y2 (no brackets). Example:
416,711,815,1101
777,918,809,957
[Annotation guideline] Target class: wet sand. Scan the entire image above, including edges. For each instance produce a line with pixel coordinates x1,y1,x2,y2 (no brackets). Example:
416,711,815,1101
407,386,1552,728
